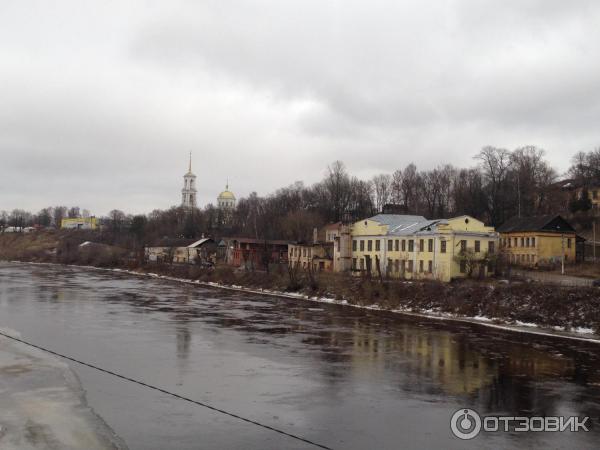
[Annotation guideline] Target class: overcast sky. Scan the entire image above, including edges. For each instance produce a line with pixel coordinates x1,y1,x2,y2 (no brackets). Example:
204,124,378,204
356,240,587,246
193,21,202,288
1,1,599,215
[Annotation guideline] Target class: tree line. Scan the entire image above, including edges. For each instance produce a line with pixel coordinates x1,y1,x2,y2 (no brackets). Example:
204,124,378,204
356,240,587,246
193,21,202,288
3,146,599,243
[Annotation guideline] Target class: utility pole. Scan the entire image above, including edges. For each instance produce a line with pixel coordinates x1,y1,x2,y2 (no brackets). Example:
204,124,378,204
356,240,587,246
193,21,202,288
561,233,565,275
517,175,521,218
594,220,597,263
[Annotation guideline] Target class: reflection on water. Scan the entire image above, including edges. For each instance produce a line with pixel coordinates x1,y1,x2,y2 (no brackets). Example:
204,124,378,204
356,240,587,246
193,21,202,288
0,261,599,450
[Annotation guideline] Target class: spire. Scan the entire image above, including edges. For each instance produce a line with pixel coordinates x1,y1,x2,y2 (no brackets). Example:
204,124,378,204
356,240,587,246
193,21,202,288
188,151,192,173
226,178,229,190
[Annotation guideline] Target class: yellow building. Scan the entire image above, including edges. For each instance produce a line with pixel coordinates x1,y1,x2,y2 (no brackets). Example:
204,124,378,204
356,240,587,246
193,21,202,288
336,214,498,282
60,217,97,230
288,224,343,272
497,215,577,267
288,242,334,272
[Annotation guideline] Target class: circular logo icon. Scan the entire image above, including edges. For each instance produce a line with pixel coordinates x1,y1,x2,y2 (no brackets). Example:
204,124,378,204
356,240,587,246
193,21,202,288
450,408,482,440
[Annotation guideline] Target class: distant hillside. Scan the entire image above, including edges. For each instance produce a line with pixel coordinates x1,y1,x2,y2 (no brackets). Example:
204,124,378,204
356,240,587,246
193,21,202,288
0,230,130,266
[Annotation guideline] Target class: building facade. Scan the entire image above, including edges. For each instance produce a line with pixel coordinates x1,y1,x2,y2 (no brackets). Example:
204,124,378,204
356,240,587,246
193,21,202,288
145,238,216,265
497,215,577,267
223,237,289,270
60,217,97,230
333,214,498,282
287,226,336,272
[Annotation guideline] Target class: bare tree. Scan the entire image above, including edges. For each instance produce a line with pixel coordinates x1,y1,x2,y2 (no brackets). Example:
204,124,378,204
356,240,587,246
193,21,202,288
475,146,513,225
371,174,391,213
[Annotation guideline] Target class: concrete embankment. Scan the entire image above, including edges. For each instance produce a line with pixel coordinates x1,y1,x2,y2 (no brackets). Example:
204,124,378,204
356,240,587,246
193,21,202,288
0,328,126,450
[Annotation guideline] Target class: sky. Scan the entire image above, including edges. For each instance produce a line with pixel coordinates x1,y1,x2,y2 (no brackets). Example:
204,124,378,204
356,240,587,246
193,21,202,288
1,0,600,216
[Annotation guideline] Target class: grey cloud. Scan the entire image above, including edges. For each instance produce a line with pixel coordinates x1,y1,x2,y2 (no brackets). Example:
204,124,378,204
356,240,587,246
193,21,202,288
1,1,600,213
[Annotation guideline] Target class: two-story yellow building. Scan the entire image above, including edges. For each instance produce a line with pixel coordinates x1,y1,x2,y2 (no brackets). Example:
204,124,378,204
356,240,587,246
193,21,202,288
60,217,97,230
336,214,498,282
497,215,577,267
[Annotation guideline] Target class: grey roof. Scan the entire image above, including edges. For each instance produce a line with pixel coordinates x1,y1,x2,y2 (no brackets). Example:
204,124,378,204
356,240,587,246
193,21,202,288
366,214,437,236
368,214,426,226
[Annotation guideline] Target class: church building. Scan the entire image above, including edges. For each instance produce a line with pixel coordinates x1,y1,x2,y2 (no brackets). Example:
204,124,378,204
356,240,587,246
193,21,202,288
217,183,236,210
181,153,197,209
180,154,237,211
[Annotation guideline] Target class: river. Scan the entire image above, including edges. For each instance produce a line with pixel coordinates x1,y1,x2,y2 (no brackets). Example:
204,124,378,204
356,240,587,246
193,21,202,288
0,261,599,449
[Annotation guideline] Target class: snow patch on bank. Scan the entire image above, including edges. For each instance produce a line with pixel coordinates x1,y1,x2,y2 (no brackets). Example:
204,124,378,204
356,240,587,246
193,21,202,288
6,261,600,345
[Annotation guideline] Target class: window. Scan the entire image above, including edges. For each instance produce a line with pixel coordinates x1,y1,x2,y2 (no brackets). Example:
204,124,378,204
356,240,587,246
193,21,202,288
419,260,423,273
395,259,400,273
514,238,518,247
488,241,495,254
474,240,480,252
407,260,413,272
440,241,447,253
388,240,393,251
402,240,406,251
594,190,598,200
419,239,424,252
368,240,372,251
352,258,357,270
567,238,572,249
428,260,432,273
531,237,535,247
428,239,433,252
520,237,524,247
460,240,466,252
395,240,399,251
508,238,511,248
460,260,467,273
408,240,414,251
352,240,357,251
359,258,364,270
360,240,365,251
526,237,530,247
303,248,306,257
387,258,392,273
375,240,380,251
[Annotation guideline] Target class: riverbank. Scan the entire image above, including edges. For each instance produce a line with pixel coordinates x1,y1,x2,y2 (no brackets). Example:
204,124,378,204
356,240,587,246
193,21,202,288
2,230,600,342
130,265,600,344
8,260,600,345
0,327,126,450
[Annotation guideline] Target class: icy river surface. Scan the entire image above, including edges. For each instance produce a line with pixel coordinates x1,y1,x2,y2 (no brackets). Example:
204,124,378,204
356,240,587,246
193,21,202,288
1,261,599,449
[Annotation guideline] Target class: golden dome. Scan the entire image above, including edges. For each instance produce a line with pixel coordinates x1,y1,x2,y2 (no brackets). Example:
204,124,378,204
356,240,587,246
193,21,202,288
218,189,236,200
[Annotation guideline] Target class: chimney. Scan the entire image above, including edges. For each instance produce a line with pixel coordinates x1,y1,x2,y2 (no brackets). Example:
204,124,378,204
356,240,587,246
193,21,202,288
313,227,318,244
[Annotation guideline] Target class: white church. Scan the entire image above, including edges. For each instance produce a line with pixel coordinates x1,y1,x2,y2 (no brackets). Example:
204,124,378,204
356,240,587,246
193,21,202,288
181,154,236,210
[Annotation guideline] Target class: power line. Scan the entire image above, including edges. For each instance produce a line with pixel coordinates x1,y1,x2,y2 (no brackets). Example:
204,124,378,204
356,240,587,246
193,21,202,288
0,330,332,450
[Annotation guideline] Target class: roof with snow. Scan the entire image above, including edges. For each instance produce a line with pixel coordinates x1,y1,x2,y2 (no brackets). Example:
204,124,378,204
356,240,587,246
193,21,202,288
365,214,440,236
187,238,214,248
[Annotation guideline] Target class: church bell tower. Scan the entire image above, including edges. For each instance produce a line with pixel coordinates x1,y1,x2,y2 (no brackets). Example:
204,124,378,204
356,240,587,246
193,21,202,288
181,152,197,209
